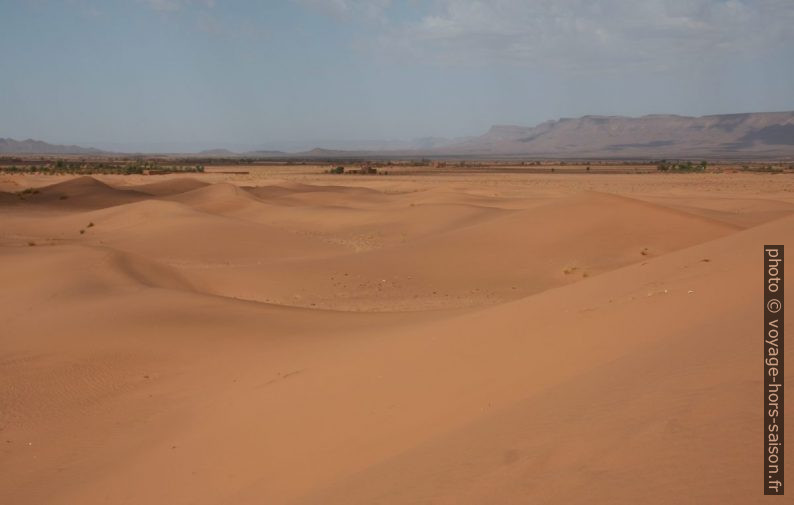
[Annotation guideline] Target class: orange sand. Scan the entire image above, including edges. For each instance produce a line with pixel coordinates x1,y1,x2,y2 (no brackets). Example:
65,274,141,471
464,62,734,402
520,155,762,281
1,169,792,504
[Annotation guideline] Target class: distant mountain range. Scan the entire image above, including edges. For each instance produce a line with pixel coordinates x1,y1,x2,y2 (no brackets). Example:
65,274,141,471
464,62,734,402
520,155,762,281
0,138,104,155
3,111,793,158
437,111,794,158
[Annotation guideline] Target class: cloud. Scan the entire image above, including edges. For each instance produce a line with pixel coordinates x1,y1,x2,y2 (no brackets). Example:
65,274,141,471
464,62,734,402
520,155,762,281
377,0,794,71
293,0,391,21
196,10,223,35
143,0,215,12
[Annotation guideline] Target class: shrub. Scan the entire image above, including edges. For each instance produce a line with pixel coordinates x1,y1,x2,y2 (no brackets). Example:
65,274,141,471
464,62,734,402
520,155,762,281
657,160,707,173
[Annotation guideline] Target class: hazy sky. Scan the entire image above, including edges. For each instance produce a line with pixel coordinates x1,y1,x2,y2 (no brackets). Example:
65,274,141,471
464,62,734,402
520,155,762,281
1,0,793,150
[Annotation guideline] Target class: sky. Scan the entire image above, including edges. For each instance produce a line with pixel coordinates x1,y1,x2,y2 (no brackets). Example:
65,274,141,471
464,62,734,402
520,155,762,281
1,0,793,152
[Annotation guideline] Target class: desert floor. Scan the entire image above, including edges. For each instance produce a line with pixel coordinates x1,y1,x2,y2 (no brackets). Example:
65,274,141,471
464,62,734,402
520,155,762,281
1,167,792,504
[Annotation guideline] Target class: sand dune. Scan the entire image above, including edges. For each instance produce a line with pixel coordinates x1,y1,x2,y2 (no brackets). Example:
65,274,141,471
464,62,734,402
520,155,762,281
0,172,791,505
177,190,738,310
126,177,211,196
295,214,794,505
17,176,147,209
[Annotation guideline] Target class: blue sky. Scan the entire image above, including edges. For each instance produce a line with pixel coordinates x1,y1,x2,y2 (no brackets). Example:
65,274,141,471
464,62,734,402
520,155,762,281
1,0,793,151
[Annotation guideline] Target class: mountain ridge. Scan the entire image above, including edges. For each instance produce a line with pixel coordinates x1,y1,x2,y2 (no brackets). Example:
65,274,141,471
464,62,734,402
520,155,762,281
442,111,794,158
0,138,105,155
3,111,793,158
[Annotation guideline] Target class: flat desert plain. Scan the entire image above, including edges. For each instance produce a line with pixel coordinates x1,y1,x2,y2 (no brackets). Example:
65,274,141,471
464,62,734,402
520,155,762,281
1,166,792,504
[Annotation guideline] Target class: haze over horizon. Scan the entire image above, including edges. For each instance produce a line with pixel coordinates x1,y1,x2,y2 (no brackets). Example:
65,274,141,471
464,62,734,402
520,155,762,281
2,0,793,152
